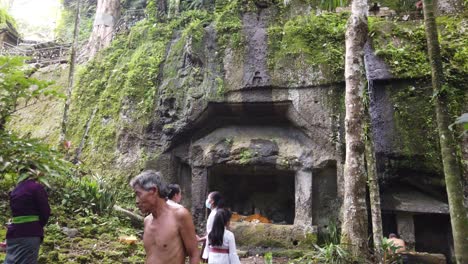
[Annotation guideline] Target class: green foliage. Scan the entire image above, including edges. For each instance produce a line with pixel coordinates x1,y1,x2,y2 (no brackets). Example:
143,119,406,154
370,18,430,78
0,135,114,217
370,15,468,86
37,211,145,263
67,10,212,171
289,220,355,263
0,131,71,191
437,16,468,91
214,0,243,49
268,12,348,75
370,16,466,166
215,76,225,97
381,237,403,264
288,243,354,264
390,83,442,170
145,0,158,21
314,243,353,264
182,11,211,43
319,221,340,246
0,56,58,128
239,149,253,164
54,173,118,216
0,7,17,30
54,2,95,42
264,252,273,264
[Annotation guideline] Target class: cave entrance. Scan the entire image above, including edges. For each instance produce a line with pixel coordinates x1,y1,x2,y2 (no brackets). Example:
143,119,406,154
208,165,295,224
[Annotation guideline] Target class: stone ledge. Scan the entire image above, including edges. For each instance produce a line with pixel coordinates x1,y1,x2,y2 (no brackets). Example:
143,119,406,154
401,252,447,264
231,222,317,249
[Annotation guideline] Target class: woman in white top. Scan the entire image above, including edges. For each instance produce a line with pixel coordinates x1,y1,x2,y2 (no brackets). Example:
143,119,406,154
207,209,240,264
166,183,183,208
199,191,224,261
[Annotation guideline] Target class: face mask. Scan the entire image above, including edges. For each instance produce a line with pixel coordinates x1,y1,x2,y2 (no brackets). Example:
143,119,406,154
205,199,211,209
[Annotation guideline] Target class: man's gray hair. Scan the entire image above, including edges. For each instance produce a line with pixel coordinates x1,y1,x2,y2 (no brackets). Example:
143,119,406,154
129,170,168,198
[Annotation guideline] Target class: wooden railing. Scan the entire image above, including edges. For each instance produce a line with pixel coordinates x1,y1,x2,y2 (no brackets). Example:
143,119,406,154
0,9,147,64
0,42,72,64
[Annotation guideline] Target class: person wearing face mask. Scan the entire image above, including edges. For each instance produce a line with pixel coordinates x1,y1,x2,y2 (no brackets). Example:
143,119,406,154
197,191,224,262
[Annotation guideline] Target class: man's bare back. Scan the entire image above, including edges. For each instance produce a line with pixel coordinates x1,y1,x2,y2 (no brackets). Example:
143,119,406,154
388,237,406,253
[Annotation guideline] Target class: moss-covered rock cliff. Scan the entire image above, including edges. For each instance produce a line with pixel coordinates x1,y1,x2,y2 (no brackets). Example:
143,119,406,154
8,0,467,195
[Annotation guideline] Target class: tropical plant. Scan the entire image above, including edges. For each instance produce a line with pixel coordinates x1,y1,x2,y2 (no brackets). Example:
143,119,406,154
289,222,355,264
288,243,354,264
264,252,273,264
0,55,67,190
0,56,58,130
321,221,341,245
0,131,71,189
314,243,353,264
55,173,118,216
380,237,402,264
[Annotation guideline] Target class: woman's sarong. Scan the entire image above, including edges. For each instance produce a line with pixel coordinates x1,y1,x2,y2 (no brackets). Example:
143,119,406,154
4,237,41,264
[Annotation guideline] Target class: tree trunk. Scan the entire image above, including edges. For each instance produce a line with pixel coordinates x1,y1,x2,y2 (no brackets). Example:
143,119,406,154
73,106,98,164
167,0,179,19
341,0,369,258
87,0,120,57
113,205,144,228
59,0,80,146
365,86,383,263
158,0,167,18
422,1,468,263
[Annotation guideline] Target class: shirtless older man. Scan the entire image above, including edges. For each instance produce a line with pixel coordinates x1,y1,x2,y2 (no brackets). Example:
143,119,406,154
388,233,406,253
130,170,200,264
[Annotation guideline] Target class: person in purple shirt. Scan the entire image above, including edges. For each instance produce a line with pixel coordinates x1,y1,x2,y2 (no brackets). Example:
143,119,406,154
4,166,50,264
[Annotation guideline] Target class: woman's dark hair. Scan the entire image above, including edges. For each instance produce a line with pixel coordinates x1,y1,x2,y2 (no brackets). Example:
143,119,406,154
208,209,232,247
167,184,181,199
210,191,224,209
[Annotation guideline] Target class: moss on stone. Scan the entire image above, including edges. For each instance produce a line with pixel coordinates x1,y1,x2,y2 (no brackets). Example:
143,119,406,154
268,12,348,86
232,222,316,249
7,65,69,144
369,15,468,86
0,7,17,31
58,10,213,176
214,0,243,50
386,78,465,175
239,148,254,164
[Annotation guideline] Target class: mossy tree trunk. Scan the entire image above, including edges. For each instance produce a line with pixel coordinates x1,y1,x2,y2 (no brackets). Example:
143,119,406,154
158,0,167,18
422,1,468,263
364,92,383,263
73,106,97,164
341,0,369,258
59,0,81,146
87,0,120,57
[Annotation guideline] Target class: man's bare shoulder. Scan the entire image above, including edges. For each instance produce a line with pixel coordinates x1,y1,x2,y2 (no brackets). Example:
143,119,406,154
171,207,193,224
172,206,190,217
144,214,153,225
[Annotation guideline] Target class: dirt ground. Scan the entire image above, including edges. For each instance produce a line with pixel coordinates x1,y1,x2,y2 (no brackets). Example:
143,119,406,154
240,256,290,264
